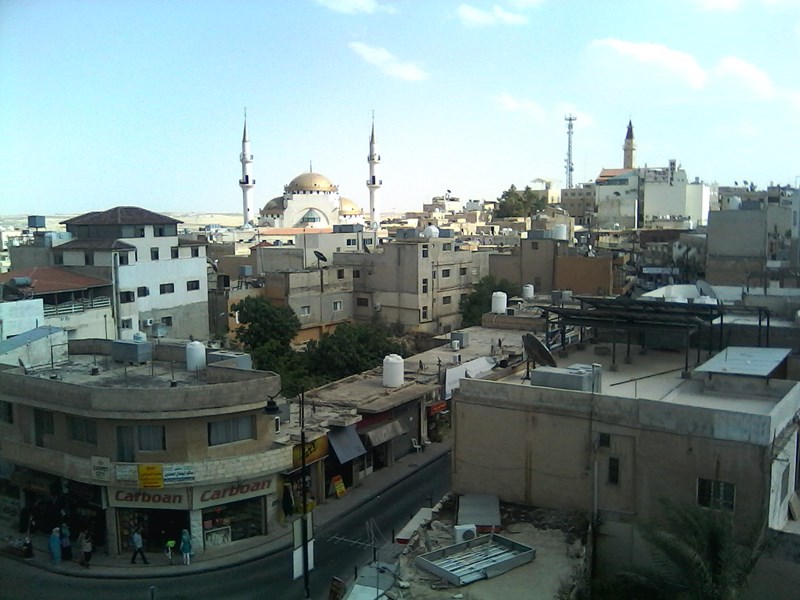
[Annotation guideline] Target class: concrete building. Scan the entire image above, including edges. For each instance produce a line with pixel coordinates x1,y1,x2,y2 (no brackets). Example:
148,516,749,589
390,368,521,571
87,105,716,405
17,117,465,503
559,183,596,226
10,207,210,341
0,339,290,557
452,344,800,574
490,237,565,293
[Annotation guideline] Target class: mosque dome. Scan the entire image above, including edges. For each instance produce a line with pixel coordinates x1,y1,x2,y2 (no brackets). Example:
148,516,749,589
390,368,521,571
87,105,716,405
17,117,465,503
262,197,285,213
286,172,338,193
339,197,363,215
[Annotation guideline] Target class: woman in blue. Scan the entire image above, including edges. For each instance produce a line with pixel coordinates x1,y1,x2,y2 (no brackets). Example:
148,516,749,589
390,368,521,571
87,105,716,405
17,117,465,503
48,527,62,564
180,529,192,566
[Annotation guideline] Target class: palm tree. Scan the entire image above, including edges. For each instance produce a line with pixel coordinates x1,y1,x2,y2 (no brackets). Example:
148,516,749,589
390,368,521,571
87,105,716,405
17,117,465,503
614,499,765,600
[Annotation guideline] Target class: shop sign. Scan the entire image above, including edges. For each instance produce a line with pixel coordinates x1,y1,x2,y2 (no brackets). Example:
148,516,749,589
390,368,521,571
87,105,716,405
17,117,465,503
163,464,195,484
331,475,347,498
292,436,329,468
108,487,189,509
115,464,138,482
193,477,273,509
91,456,111,482
138,464,164,489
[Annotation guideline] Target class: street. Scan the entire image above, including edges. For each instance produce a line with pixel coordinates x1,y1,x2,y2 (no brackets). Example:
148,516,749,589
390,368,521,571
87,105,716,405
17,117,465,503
0,451,450,600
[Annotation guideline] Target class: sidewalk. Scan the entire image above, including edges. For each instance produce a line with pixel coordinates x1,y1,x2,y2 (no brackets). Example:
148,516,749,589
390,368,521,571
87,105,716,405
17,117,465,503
1,440,451,580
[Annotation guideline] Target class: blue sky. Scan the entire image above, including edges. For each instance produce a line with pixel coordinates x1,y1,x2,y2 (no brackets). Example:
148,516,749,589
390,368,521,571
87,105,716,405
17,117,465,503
1,0,799,217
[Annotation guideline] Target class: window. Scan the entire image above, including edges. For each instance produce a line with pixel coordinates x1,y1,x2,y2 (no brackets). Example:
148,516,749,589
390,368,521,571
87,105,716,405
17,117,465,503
442,269,451,278
356,298,369,307
346,238,357,246
337,269,345,279
159,283,175,294
531,242,539,250
598,433,611,448
697,478,735,511
118,252,130,266
84,251,94,266
354,270,361,279
150,247,159,260
459,267,467,276
443,243,453,251
161,316,173,326
333,300,343,311
274,416,281,434
422,278,429,294
208,415,255,446
121,318,133,329
154,226,171,237
608,457,620,485
781,464,791,501
0,400,12,424
422,245,429,258
300,305,311,316
68,416,97,445
186,280,200,291
191,247,200,258
134,226,145,238
422,306,428,320
171,246,179,259
442,296,452,305
137,286,149,297
138,425,166,451
34,409,54,447
120,291,135,304
54,253,64,265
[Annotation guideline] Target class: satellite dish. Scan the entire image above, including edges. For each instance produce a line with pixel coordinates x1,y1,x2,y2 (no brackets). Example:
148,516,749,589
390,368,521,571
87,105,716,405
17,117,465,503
522,333,557,368
695,280,718,299
313,250,328,263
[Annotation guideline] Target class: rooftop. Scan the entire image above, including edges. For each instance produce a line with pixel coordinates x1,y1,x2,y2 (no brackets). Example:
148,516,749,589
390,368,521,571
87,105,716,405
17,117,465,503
61,206,181,226
0,266,111,294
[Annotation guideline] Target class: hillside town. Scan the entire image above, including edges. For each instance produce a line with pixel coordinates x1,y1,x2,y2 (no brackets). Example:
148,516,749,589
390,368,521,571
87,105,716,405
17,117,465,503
1,118,800,600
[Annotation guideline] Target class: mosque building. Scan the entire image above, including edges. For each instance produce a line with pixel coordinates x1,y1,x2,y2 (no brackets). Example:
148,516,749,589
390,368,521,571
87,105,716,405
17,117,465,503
237,116,378,230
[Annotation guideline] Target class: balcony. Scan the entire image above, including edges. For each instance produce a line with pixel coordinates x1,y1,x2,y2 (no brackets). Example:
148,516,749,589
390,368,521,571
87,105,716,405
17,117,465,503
43,296,111,317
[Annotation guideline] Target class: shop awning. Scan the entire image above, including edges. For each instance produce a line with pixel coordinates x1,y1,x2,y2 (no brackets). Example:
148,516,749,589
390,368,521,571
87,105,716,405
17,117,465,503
328,425,367,464
364,420,407,446
10,469,60,495
428,401,448,416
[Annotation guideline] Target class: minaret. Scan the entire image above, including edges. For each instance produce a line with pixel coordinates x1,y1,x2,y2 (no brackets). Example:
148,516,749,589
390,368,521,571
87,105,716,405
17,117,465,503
239,114,256,227
623,120,636,169
366,115,382,230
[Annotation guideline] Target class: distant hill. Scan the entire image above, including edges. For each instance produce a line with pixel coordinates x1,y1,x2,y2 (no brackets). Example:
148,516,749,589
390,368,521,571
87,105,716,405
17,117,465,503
0,213,244,232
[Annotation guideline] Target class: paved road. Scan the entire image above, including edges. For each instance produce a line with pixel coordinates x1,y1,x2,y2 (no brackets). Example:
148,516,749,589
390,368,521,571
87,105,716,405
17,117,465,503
0,452,451,600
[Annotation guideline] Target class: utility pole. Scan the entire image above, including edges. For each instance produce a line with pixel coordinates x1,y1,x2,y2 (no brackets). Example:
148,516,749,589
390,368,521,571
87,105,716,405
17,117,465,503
300,388,310,599
565,114,577,189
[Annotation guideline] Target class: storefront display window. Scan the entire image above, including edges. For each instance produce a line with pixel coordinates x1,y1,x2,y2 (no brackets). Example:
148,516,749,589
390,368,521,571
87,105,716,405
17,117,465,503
201,497,264,545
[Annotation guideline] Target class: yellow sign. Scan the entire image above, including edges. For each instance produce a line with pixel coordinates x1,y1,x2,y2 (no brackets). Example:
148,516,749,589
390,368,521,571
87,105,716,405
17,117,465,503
331,475,346,498
292,436,329,468
138,464,164,489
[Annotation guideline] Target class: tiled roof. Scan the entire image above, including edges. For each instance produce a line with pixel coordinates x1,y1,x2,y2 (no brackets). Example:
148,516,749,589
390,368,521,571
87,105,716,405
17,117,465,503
61,206,181,226
0,266,111,294
55,239,137,251
596,168,634,182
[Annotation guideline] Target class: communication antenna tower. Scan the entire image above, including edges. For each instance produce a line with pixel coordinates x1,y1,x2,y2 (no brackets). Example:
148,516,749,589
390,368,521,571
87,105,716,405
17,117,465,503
565,114,577,189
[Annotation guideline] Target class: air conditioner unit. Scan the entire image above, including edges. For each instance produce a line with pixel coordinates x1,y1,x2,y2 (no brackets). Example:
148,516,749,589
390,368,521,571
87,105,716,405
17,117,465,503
374,303,381,311
143,318,154,327
452,353,461,365
454,524,477,543
451,340,460,351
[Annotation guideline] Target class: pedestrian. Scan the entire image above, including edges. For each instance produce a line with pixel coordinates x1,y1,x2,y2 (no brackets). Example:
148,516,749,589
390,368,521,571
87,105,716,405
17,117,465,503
180,529,192,566
79,530,93,567
130,528,149,564
22,536,34,559
49,527,62,564
60,523,72,561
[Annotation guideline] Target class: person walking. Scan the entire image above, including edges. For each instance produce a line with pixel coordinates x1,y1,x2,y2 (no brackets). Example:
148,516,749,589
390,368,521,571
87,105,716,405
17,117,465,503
60,523,72,561
180,529,192,566
130,528,149,564
79,530,93,567
48,527,62,564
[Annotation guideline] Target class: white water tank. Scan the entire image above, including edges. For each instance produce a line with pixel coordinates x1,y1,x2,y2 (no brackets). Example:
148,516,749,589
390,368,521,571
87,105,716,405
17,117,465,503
522,284,535,300
383,354,404,388
186,340,207,372
553,224,569,241
491,291,508,315
132,331,147,342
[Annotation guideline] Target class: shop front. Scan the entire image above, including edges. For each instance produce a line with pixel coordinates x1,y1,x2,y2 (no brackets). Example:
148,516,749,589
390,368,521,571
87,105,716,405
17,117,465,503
280,434,328,518
193,476,276,549
426,400,450,442
108,486,190,555
325,425,367,496
9,467,65,535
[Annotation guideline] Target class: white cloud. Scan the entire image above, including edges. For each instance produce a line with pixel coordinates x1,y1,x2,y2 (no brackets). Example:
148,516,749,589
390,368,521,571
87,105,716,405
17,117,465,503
495,93,547,119
590,39,708,89
690,0,743,11
349,42,429,81
457,4,528,26
714,56,776,99
314,0,394,14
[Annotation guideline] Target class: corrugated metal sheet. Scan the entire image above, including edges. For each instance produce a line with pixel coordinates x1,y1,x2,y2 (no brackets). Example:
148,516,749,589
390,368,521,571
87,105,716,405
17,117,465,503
695,347,791,377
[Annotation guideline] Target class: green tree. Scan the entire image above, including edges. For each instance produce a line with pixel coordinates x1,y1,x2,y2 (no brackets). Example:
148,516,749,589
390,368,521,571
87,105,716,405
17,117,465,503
613,499,765,600
231,296,301,368
307,322,404,381
459,275,517,327
495,184,548,218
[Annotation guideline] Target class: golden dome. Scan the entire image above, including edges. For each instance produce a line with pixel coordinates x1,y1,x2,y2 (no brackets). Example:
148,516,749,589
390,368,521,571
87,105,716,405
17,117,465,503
339,197,363,215
286,172,338,193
